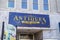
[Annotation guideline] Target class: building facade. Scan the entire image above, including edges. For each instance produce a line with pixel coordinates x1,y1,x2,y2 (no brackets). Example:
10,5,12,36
0,0,60,40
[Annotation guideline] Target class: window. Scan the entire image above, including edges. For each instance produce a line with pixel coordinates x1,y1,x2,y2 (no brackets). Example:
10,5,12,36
20,34,33,39
8,0,14,8
43,0,48,10
33,0,38,10
22,0,27,9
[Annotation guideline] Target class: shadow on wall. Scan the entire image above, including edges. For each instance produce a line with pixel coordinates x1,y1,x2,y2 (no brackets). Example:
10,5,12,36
34,30,43,40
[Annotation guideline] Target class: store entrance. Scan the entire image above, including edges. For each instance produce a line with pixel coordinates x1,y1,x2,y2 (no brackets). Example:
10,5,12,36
19,34,33,40
17,29,43,40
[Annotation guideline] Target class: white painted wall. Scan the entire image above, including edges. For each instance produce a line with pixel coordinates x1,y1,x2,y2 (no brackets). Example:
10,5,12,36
56,0,60,12
0,11,60,40
0,0,60,40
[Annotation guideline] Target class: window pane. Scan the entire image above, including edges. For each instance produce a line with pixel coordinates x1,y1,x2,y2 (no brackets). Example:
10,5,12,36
33,4,38,10
44,0,48,4
20,34,33,39
8,2,14,8
8,0,14,8
9,0,14,2
22,0,27,9
33,0,38,10
22,2,27,9
44,4,48,10
43,0,48,10
33,0,38,3
22,0,27,2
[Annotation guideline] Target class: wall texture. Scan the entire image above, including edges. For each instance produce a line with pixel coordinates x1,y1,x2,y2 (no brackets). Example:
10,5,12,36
0,0,60,40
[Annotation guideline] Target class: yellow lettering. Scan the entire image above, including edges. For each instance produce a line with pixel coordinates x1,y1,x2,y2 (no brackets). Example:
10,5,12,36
39,18,41,21
14,16,19,21
42,18,46,24
28,17,31,21
35,18,38,21
24,16,27,21
32,17,35,21
19,16,22,20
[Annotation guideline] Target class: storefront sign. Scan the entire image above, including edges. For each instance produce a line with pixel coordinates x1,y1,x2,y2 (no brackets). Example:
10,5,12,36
9,12,50,27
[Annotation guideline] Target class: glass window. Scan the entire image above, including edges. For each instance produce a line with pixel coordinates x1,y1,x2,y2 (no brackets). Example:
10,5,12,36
33,0,38,10
20,34,33,39
33,0,38,3
43,0,48,10
22,0,27,9
8,0,14,8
